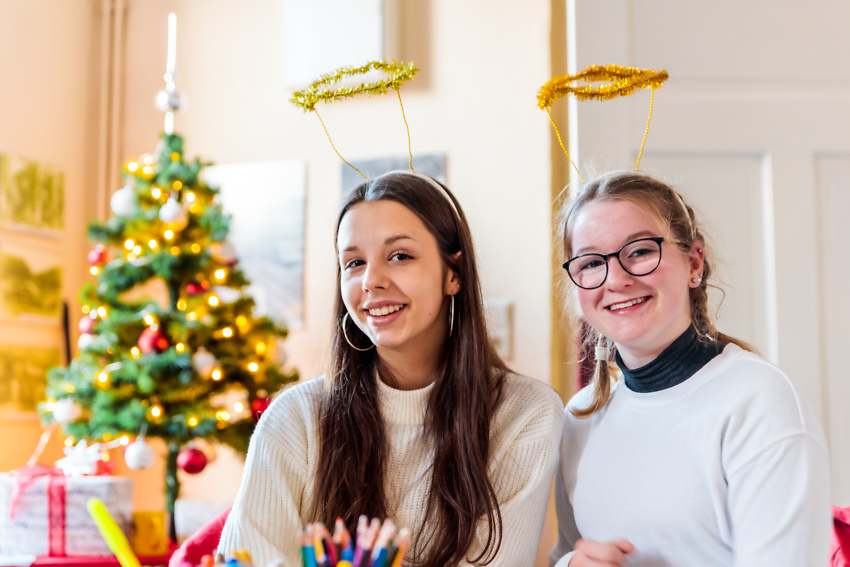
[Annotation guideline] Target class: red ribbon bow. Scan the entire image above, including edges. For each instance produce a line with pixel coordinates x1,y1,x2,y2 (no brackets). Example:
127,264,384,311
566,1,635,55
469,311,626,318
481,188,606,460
10,463,67,556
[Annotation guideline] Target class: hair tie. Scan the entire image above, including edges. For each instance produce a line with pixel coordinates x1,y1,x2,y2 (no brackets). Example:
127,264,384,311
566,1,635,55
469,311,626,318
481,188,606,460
595,344,610,361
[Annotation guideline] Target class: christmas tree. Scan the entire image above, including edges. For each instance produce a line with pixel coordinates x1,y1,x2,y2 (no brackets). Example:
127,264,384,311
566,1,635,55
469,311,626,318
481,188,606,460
41,129,298,524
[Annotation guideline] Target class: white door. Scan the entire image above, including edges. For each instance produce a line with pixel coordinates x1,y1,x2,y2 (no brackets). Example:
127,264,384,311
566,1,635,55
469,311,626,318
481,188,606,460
567,0,850,505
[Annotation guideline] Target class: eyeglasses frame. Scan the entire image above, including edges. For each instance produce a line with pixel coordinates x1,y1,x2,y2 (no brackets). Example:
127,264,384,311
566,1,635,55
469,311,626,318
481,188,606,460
563,236,683,290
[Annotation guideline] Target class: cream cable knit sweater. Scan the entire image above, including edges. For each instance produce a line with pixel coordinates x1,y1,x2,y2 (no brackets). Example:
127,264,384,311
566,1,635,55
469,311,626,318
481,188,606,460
218,373,564,567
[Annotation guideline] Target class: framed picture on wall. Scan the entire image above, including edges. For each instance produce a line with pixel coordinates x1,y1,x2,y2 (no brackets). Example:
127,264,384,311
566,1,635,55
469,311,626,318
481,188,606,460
0,153,64,237
0,340,61,417
204,160,307,328
0,241,63,325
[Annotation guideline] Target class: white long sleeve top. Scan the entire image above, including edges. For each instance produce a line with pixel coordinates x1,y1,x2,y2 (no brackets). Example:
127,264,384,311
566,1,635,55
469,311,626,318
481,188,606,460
549,344,832,567
219,372,563,567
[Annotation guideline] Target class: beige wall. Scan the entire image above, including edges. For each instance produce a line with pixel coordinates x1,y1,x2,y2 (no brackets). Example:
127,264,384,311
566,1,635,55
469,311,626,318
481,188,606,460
0,0,560,561
0,0,101,475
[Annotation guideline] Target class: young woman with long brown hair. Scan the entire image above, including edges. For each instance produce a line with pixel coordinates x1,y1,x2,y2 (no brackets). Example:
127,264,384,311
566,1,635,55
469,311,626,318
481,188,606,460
219,171,563,566
549,171,831,566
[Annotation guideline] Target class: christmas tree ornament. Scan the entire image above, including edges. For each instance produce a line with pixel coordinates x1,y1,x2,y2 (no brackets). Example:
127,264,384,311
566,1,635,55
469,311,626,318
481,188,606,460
124,437,155,470
176,445,207,474
110,185,136,216
78,315,97,335
52,398,83,423
77,333,96,350
210,286,240,304
191,437,217,464
87,245,108,266
96,452,117,475
55,439,104,476
191,347,218,379
251,396,270,421
138,327,170,353
158,197,189,230
185,281,208,296
210,242,237,265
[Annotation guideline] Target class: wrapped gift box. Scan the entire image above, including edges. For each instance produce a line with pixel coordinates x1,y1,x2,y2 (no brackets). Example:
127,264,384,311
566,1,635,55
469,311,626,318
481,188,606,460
0,473,132,557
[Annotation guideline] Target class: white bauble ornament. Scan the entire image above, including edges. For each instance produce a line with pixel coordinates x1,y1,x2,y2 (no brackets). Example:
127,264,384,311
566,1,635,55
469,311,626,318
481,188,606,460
110,185,136,216
210,242,237,265
192,347,218,379
52,398,83,423
158,197,189,230
77,333,96,350
124,437,155,470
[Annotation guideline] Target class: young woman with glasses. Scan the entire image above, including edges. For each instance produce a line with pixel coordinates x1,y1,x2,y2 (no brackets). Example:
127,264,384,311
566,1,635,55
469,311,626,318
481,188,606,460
549,171,831,567
218,171,563,567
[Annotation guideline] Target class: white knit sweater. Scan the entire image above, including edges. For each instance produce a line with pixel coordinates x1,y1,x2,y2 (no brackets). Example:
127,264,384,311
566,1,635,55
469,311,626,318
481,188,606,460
218,372,564,567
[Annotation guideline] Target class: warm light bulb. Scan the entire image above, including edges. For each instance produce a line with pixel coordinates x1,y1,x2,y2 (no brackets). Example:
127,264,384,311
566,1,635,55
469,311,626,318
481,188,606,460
222,327,233,338
97,371,109,383
171,152,180,161
144,315,155,325
97,307,107,317
131,347,140,358
175,343,185,353
127,162,138,172
234,402,244,412
190,204,201,214
82,305,91,314
191,244,201,253
216,411,231,421
125,239,135,250
177,300,187,310
143,155,154,166
248,362,259,372
151,188,162,198
208,296,219,306
187,416,199,427
102,453,110,462
187,312,198,321
120,436,130,445
170,246,180,255
65,383,75,393
127,253,137,261
173,180,183,189
142,165,153,175
186,192,196,202
45,399,55,412
151,406,162,417
148,240,157,249
214,269,226,281
90,266,99,275
211,369,223,380
133,245,142,255
65,437,75,447
164,230,174,240
256,342,266,354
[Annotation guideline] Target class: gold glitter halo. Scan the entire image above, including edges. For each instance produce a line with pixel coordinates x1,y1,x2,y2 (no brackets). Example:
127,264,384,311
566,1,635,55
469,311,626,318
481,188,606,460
290,60,418,112
537,64,668,109
537,64,669,178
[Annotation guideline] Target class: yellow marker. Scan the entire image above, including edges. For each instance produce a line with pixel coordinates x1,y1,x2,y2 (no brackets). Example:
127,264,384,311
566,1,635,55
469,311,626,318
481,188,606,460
87,497,141,567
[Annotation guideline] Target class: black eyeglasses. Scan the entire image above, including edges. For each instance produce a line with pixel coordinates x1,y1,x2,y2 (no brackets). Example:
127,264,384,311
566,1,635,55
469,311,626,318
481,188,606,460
563,237,674,290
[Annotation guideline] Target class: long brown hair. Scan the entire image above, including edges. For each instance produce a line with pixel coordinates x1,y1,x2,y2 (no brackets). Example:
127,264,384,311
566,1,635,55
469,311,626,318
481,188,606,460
314,172,508,566
559,171,756,418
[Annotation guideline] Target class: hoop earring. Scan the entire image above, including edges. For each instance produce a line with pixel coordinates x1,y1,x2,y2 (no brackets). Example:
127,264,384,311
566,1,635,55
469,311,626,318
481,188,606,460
449,294,455,338
341,312,374,352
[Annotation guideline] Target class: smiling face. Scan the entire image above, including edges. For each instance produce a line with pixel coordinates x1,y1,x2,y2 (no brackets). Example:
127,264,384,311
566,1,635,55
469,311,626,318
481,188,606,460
569,198,703,367
337,199,457,363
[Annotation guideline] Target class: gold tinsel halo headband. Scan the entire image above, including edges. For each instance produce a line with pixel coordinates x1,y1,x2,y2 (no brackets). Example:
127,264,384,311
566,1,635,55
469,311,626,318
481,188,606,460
290,60,419,180
537,64,669,181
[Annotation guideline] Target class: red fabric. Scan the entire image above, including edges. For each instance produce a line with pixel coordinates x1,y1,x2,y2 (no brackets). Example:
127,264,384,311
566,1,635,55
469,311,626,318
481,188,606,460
168,507,231,567
9,464,68,557
31,553,172,566
833,506,850,567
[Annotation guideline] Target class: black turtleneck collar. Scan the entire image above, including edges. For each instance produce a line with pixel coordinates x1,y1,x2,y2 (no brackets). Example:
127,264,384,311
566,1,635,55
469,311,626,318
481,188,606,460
615,325,726,393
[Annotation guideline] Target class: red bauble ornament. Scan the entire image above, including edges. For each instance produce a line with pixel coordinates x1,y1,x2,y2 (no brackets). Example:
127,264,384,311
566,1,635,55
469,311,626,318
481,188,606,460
87,246,107,266
78,316,96,335
186,282,208,296
251,397,270,420
96,454,116,476
138,327,170,353
177,447,207,474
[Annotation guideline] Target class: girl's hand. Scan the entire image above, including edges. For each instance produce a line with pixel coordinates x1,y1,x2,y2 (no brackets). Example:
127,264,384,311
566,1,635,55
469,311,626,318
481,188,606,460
569,538,635,566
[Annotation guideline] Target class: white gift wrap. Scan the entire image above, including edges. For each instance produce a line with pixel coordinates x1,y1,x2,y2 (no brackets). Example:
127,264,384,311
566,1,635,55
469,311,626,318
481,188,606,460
0,474,132,557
